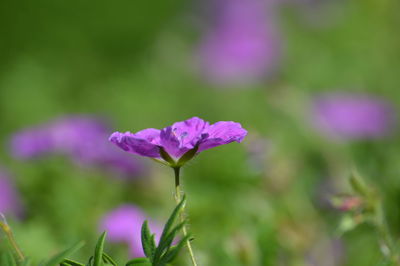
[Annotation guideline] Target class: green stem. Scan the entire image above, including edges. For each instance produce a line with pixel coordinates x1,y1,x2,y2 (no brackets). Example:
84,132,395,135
173,167,198,266
0,218,25,262
376,203,399,264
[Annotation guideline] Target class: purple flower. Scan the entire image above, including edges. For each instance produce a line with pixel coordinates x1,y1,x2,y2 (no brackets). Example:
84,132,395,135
311,93,396,140
11,128,53,158
109,117,247,165
306,238,345,266
0,169,22,217
197,0,281,86
99,205,162,257
11,116,144,177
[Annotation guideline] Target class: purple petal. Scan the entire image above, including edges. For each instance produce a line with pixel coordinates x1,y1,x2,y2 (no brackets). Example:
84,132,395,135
109,129,161,158
171,117,209,148
159,126,184,158
159,117,210,158
111,117,247,161
198,121,247,152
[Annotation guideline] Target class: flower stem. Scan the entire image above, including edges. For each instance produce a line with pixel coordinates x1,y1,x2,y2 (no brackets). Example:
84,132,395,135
0,215,24,262
173,167,198,266
375,203,399,264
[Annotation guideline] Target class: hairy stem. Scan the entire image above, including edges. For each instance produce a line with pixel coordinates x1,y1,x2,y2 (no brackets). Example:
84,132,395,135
173,167,198,266
0,217,25,262
376,204,399,264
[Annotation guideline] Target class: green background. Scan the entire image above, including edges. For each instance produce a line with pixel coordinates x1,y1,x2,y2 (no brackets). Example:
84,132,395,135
0,0,399,265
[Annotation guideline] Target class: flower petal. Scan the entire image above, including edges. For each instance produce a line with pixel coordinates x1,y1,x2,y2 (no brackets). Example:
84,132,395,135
171,117,209,148
109,129,161,158
159,126,184,158
159,117,210,159
198,121,247,152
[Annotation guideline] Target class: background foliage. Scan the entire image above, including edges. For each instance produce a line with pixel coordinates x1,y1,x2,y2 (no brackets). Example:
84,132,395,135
0,0,400,265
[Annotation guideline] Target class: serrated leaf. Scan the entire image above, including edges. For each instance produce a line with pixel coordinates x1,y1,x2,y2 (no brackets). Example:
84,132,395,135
160,235,191,264
43,241,84,266
141,221,156,261
61,259,85,266
93,232,107,266
102,253,117,266
125,257,151,266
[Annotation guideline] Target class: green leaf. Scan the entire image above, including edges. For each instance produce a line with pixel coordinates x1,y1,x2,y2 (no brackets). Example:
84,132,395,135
349,171,370,197
93,232,107,266
336,214,363,235
86,256,93,266
154,220,186,262
43,241,84,266
159,147,175,166
159,196,186,245
152,197,186,264
1,252,17,266
141,221,156,261
177,146,198,167
61,259,85,266
160,235,191,264
20,258,32,266
125,257,151,266
101,253,117,266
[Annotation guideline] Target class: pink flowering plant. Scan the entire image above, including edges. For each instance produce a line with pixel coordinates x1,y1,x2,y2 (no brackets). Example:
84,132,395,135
0,117,247,266
109,117,247,265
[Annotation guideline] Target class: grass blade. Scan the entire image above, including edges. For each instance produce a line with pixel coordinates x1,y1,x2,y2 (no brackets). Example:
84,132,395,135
93,232,107,266
43,241,84,266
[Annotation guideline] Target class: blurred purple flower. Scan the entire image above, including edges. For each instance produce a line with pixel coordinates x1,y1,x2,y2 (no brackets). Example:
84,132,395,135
11,128,53,158
307,238,345,266
198,0,281,86
0,169,22,217
109,117,247,163
311,93,396,140
100,205,162,257
11,116,144,177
